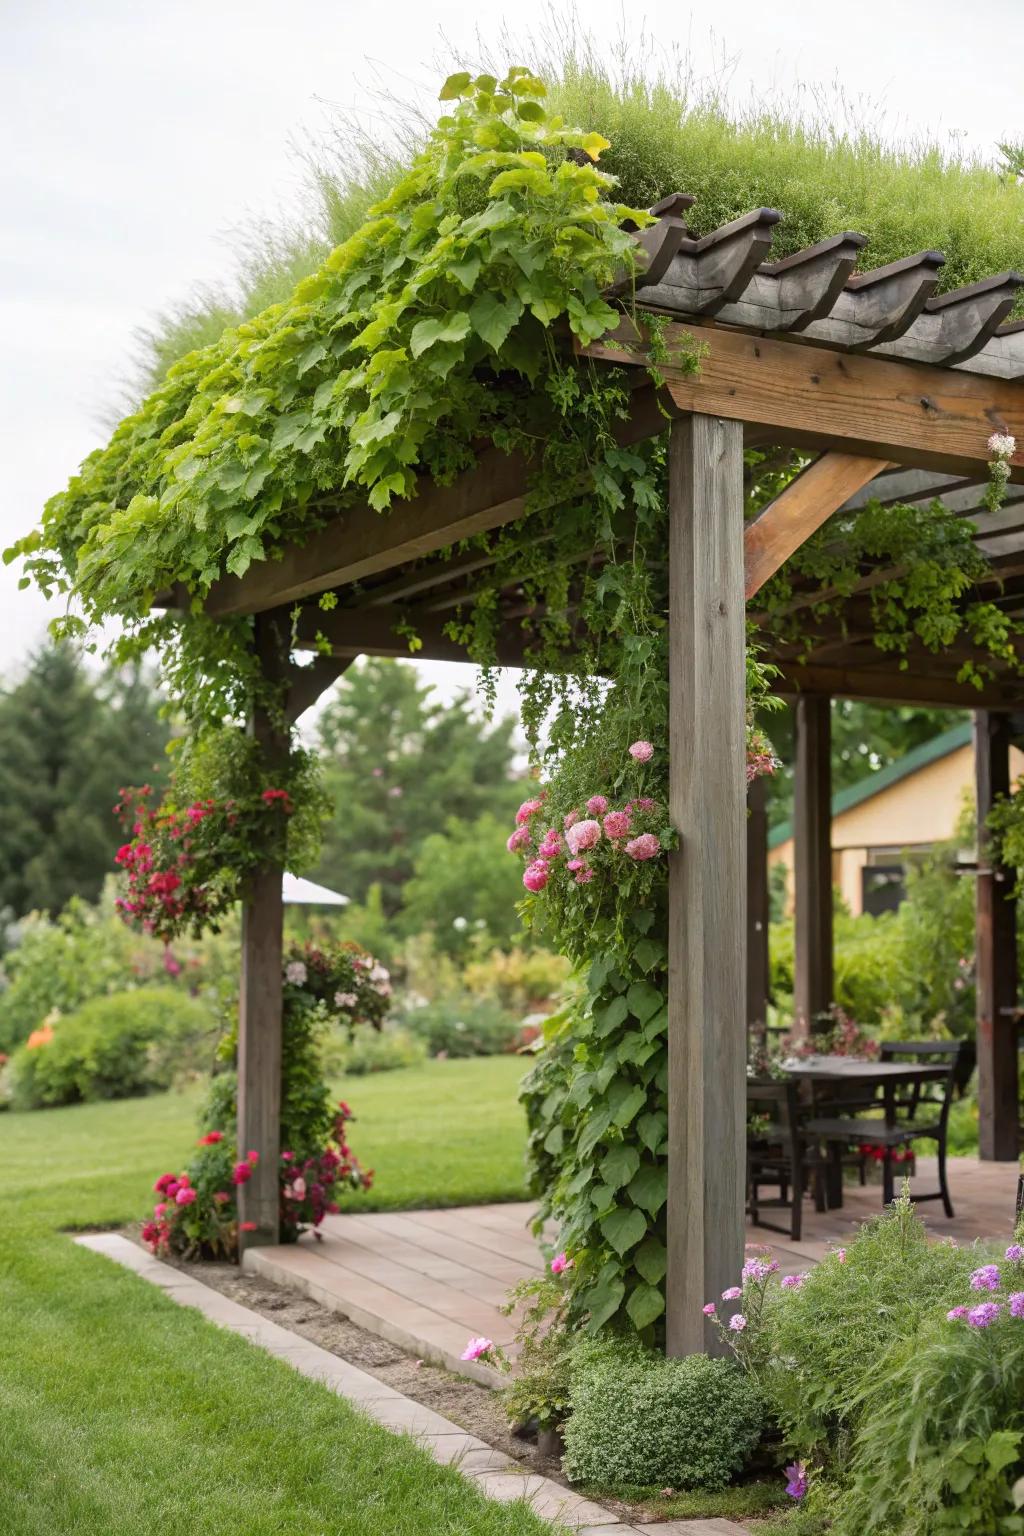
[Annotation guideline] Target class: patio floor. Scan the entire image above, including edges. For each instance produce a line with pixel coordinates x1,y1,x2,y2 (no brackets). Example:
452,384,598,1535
244,1157,1020,1380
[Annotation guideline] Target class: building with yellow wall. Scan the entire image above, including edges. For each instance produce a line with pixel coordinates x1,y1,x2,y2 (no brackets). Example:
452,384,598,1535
769,722,1024,917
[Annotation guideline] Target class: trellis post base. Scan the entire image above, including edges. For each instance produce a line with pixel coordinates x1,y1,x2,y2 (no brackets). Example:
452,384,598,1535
974,710,1020,1161
666,412,747,1356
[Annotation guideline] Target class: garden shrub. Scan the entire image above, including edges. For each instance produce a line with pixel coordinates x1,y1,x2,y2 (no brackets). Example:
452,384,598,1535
402,993,523,1057
763,1194,976,1450
9,987,214,1109
461,945,572,1013
562,1336,763,1490
324,1024,427,1076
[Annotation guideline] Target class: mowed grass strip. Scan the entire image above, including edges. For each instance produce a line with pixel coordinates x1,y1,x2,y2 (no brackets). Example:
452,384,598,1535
0,1057,541,1536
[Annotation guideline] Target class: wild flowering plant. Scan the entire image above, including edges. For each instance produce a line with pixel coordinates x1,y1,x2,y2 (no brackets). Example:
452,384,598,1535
944,1245,1024,1329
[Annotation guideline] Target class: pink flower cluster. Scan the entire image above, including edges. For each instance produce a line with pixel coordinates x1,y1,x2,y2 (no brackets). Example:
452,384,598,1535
946,1248,1024,1328
507,745,669,895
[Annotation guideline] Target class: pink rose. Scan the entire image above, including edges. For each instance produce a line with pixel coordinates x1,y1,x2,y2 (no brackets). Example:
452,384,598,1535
574,865,594,884
625,833,661,862
523,861,549,893
175,1187,197,1206
603,810,632,839
550,1252,573,1276
563,810,580,829
565,819,601,855
629,740,654,762
460,1336,494,1362
506,826,531,853
153,1202,167,1218
515,798,544,826
634,797,657,811
586,795,609,816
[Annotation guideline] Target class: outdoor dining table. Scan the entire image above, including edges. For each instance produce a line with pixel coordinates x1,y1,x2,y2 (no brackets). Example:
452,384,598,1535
783,1056,950,1208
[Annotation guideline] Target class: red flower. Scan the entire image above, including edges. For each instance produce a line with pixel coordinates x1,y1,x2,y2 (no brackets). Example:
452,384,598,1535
231,1162,253,1185
198,1131,224,1145
239,1221,258,1232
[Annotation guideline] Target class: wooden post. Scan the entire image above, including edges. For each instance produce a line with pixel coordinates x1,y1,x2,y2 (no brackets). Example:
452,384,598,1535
747,774,771,1037
237,613,290,1249
974,710,1019,1161
666,413,747,1356
794,695,833,1035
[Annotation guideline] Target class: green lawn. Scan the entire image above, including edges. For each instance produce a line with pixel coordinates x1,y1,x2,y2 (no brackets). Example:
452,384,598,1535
0,1057,544,1536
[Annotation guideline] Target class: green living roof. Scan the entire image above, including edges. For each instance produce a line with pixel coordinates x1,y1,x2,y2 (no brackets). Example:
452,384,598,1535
768,721,973,850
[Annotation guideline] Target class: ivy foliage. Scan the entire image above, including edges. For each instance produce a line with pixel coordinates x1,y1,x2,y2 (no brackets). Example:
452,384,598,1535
8,69,647,628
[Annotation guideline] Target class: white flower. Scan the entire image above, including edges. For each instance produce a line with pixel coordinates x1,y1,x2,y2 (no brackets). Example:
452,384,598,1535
369,963,390,984
285,961,307,985
988,432,1016,459
334,990,358,1010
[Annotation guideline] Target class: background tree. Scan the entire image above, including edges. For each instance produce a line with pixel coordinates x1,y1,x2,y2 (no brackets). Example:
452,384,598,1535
313,658,523,913
399,813,526,957
0,644,169,917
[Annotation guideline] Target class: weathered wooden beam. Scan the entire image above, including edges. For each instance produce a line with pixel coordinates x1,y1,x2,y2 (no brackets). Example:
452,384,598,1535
666,412,747,1356
974,711,1020,1161
744,451,891,598
205,386,668,619
746,774,771,1034
772,662,1022,710
582,322,1024,477
291,602,533,668
237,611,290,1251
793,695,833,1035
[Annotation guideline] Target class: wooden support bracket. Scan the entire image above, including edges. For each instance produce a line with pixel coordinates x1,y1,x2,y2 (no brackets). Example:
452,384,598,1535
744,452,892,598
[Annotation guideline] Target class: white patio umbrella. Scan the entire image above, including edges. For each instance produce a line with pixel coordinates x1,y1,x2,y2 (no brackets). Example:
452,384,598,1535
281,873,350,907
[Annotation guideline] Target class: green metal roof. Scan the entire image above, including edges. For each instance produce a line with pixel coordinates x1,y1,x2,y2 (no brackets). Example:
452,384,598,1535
768,720,973,850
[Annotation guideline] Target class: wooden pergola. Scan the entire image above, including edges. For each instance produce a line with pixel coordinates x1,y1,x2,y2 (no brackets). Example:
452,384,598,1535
192,196,1024,1355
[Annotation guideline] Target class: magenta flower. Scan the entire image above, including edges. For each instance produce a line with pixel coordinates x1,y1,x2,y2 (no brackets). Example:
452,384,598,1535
834,1248,847,1264
506,827,530,853
522,861,549,893
563,810,580,829
785,1462,809,1500
728,1314,747,1332
574,865,594,884
970,1265,1001,1292
702,1302,717,1316
175,1186,197,1206
967,1302,1001,1328
1009,1292,1024,1318
565,819,601,855
1006,1245,1024,1262
781,1273,809,1290
628,740,654,763
550,1252,573,1276
460,1336,494,1362
625,833,661,862
721,1286,742,1300
585,795,609,816
515,798,544,826
742,1258,770,1281
603,810,632,840
947,1306,969,1320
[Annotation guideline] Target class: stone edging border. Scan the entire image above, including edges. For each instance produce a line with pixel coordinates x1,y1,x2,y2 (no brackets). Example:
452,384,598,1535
74,1233,751,1536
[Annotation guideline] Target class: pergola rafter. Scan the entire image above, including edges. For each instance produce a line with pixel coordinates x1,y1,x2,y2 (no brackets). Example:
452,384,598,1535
181,193,1024,1346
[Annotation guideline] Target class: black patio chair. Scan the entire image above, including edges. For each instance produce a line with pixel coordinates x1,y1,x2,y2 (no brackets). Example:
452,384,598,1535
747,1078,824,1242
804,1040,964,1216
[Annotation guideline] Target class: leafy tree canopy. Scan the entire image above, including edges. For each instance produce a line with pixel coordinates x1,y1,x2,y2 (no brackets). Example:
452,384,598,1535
0,644,169,918
312,658,522,915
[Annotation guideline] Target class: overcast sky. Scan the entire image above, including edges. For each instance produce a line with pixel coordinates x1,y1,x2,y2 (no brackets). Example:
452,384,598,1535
2,0,1021,717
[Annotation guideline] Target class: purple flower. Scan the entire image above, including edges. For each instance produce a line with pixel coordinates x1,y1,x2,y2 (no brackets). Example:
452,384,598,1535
721,1286,742,1300
967,1302,1001,1328
947,1306,969,1321
742,1259,769,1281
702,1302,717,1316
728,1314,747,1332
781,1273,809,1290
1006,1245,1024,1262
785,1462,809,1500
969,1265,1001,1292
1009,1292,1024,1319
